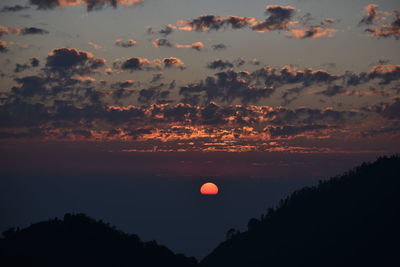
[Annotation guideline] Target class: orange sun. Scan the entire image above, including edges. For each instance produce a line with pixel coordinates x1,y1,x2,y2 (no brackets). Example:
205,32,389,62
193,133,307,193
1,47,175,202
200,182,219,195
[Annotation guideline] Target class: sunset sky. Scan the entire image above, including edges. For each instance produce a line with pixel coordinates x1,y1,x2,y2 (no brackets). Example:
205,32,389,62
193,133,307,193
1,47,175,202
1,0,399,259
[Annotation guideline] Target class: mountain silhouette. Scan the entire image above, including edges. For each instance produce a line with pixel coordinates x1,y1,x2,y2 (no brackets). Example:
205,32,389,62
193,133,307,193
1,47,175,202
201,155,400,267
0,213,197,267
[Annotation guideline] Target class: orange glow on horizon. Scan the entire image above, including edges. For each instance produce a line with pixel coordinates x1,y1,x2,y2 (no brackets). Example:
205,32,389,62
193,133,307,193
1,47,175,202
200,182,219,195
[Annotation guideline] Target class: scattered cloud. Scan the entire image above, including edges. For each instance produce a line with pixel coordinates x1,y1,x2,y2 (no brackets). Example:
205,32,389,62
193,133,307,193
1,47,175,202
175,42,205,51
29,0,143,12
359,5,400,40
0,5,30,13
45,47,106,75
115,39,137,48
0,26,49,37
173,5,336,40
211,43,227,51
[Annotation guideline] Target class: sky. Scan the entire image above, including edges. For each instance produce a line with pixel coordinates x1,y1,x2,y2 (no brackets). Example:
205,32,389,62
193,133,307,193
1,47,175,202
0,0,399,259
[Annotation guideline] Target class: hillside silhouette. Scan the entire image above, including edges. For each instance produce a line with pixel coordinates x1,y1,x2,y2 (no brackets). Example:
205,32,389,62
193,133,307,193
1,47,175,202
201,155,400,267
0,213,197,267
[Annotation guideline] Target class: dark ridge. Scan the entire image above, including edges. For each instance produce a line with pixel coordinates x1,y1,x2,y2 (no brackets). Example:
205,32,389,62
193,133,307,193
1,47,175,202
201,155,400,267
0,213,197,267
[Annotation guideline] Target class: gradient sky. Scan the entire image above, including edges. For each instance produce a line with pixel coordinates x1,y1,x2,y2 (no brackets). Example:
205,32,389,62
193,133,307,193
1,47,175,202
0,0,400,259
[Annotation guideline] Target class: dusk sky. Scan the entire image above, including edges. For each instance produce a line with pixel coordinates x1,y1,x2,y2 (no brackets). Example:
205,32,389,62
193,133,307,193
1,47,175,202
1,0,400,259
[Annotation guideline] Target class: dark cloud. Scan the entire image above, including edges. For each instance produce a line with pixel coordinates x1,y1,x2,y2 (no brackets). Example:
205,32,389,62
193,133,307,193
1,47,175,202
177,15,256,32
252,5,296,32
30,57,40,67
158,24,175,36
207,59,234,70
151,73,164,83
117,57,185,71
14,57,40,73
368,65,400,85
0,26,49,37
138,84,171,104
207,58,247,70
382,100,400,119
45,47,105,75
252,65,340,87
152,38,172,48
11,75,49,98
180,69,275,104
111,80,136,90
115,39,137,48
267,124,331,138
120,57,151,70
21,27,49,35
211,43,227,51
29,0,143,12
319,85,346,97
0,5,30,13
282,87,304,105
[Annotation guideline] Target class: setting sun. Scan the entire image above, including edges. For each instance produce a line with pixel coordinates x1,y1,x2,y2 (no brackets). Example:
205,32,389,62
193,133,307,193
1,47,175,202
200,182,219,195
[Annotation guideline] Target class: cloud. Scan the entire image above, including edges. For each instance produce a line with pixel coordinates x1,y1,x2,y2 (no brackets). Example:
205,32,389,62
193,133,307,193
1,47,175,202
177,15,256,32
152,38,172,48
45,47,106,75
0,40,8,53
359,4,380,26
288,25,336,39
173,4,336,39
211,43,227,51
380,99,400,120
88,41,103,50
120,57,152,70
158,24,175,36
138,84,171,104
359,5,400,40
251,5,296,32
116,56,185,71
163,57,185,69
267,124,331,138
207,59,234,70
14,57,41,73
115,39,137,48
0,26,49,37
151,73,164,83
29,0,143,12
206,58,247,70
367,99,400,120
175,42,205,51
153,38,205,51
0,5,30,13
368,65,400,85
318,85,346,97
180,69,275,104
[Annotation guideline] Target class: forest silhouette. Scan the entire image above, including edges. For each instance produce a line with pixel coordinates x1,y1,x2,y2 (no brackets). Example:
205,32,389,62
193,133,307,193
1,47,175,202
1,155,399,266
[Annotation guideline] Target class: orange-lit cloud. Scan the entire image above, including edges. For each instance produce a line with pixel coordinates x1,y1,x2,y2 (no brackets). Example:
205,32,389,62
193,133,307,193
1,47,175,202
175,42,205,51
